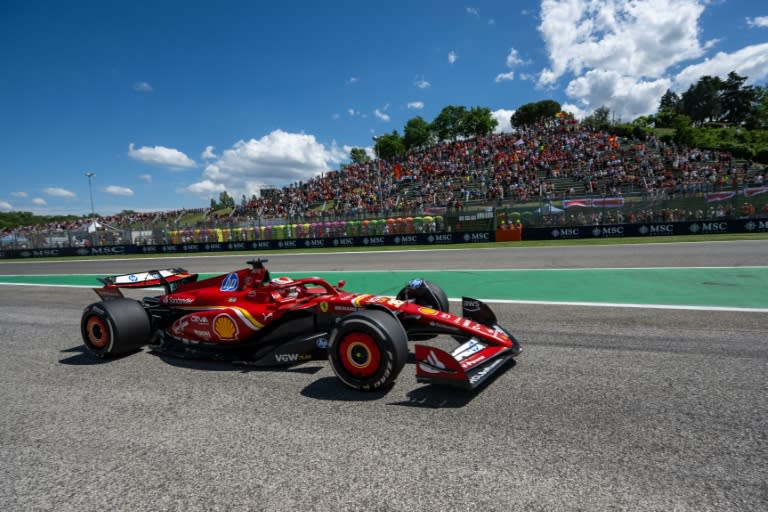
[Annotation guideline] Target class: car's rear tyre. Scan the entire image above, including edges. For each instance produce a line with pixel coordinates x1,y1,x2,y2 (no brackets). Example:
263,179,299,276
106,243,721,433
328,310,408,391
81,299,151,358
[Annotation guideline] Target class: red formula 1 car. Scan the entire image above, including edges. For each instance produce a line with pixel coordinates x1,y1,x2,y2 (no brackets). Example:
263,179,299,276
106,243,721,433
81,258,521,391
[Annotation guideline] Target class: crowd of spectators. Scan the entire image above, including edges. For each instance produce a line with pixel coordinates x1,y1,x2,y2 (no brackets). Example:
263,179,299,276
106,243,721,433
2,120,766,248
232,120,765,221
0,208,207,249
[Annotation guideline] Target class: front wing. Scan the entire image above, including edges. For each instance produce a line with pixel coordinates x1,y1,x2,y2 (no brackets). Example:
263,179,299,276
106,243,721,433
414,342,518,390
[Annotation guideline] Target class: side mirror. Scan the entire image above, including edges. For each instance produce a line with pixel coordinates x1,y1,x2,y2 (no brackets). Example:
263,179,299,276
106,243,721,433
337,280,346,289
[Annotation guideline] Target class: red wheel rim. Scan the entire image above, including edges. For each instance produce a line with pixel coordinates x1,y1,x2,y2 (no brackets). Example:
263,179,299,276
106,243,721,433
338,332,381,378
86,316,110,349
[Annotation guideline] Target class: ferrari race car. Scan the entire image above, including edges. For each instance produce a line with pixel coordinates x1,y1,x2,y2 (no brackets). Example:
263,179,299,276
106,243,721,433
81,258,521,391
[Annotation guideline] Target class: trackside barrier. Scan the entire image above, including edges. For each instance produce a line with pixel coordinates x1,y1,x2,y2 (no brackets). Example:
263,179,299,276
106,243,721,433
521,218,768,240
0,231,496,259
1,218,766,259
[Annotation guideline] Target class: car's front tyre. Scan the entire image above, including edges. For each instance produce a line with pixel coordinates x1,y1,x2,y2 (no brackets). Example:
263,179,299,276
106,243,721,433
396,278,449,312
328,310,408,391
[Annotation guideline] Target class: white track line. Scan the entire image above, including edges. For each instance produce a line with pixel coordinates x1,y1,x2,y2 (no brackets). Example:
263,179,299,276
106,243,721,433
0,281,764,313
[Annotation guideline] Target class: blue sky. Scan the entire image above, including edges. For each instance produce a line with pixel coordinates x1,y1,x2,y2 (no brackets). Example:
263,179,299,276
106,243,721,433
1,0,767,216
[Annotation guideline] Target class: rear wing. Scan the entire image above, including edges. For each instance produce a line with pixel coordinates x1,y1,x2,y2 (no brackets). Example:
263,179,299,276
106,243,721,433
94,268,198,299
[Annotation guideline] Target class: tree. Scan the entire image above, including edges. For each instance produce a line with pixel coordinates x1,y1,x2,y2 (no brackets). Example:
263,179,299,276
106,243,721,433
744,85,768,130
659,89,680,112
510,103,536,127
463,106,498,138
680,75,723,126
373,131,405,161
535,100,562,120
582,106,611,130
510,100,561,127
672,114,694,146
349,147,370,165
218,191,235,209
0,211,77,229
656,89,681,128
431,105,468,141
719,71,756,125
403,116,433,151
632,116,654,129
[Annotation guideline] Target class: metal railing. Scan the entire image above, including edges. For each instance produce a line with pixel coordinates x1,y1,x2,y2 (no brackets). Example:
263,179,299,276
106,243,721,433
2,186,766,250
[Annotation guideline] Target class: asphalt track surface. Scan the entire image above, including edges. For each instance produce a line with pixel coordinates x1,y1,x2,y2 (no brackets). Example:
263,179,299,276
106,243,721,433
1,241,766,511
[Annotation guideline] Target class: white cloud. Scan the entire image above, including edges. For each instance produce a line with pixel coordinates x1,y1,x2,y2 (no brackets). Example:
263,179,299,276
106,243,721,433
414,77,431,89
374,109,391,122
538,0,709,86
185,180,227,196
11,191,27,198
184,129,346,201
138,174,152,184
348,108,360,116
407,101,424,109
32,197,47,205
128,143,196,169
506,48,524,67
565,69,671,122
448,50,458,64
133,81,153,92
0,200,12,210
495,48,526,83
747,16,768,28
492,109,516,133
672,43,768,91
466,7,479,17
44,187,76,198
534,0,768,121
104,185,134,196
201,146,217,160
346,76,358,84
561,102,589,121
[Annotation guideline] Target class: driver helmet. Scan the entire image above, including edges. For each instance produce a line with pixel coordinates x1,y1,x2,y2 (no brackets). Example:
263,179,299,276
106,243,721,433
270,276,298,298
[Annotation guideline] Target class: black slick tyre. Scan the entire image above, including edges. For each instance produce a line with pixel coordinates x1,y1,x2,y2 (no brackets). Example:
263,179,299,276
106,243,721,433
396,279,449,341
81,299,152,358
396,279,449,312
328,310,408,391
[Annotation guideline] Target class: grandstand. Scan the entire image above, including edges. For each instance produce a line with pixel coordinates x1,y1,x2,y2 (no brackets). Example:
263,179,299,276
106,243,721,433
2,120,766,250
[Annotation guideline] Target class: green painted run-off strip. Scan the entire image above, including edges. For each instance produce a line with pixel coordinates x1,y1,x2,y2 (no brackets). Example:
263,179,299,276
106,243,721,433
1,268,766,309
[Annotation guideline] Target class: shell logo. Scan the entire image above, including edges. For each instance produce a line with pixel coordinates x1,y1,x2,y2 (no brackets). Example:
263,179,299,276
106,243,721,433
213,314,239,340
418,307,439,316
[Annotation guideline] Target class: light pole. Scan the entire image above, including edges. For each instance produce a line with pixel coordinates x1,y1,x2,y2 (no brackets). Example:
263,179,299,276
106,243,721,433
85,172,96,218
371,136,382,209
